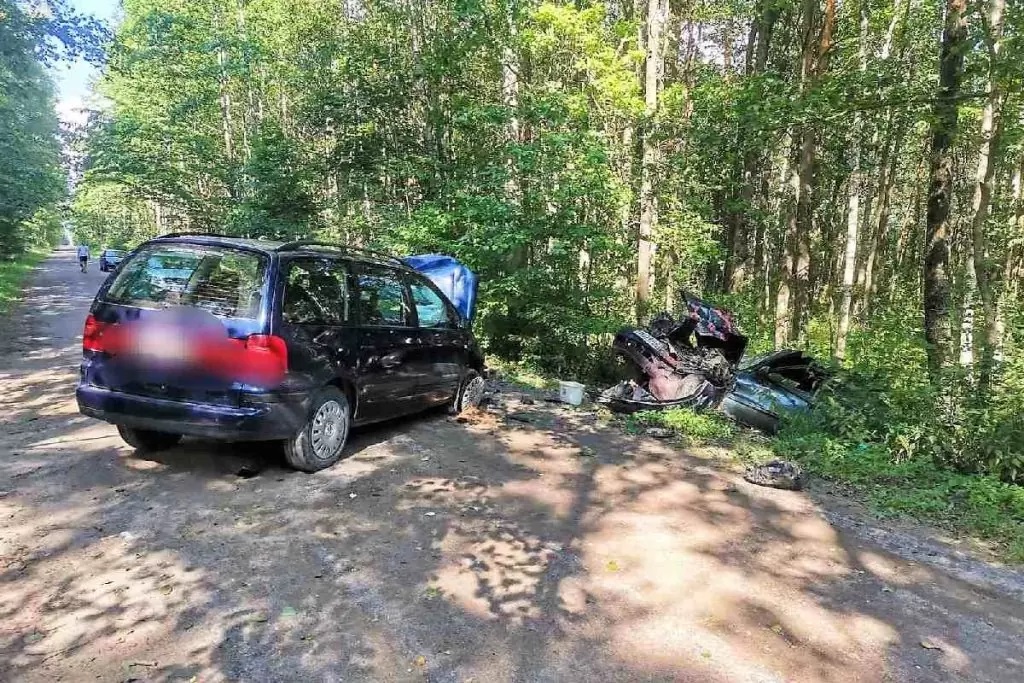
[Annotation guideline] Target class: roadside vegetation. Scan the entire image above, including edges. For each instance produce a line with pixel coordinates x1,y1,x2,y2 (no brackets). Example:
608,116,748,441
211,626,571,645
589,396,1024,563
1,2,104,272
0,251,48,313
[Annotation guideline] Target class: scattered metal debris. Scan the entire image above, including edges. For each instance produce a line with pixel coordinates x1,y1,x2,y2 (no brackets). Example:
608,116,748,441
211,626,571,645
743,460,806,490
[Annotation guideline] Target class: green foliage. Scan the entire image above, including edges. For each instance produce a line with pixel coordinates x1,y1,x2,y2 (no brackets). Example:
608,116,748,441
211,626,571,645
0,250,48,313
0,0,67,257
71,182,156,249
489,358,558,391
774,418,1024,563
626,408,736,443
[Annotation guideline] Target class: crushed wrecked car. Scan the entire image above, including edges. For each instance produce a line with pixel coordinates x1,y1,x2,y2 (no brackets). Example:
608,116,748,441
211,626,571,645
598,293,830,433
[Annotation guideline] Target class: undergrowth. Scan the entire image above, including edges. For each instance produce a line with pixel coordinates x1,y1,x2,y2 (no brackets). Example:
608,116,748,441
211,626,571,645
0,251,46,313
775,405,1024,564
625,408,736,443
488,358,558,391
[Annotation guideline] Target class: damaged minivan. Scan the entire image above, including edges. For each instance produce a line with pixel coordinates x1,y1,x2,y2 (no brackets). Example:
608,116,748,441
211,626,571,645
598,293,829,433
77,234,486,472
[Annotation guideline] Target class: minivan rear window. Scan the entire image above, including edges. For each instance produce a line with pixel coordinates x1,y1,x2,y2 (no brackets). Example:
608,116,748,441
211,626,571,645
104,244,268,320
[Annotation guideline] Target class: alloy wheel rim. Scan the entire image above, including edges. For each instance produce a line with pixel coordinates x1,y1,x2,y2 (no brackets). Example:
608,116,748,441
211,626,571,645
310,399,347,459
462,375,486,410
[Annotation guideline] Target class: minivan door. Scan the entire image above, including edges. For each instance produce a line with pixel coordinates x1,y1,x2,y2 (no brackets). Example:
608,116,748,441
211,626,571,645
349,264,425,421
275,255,359,403
406,275,463,404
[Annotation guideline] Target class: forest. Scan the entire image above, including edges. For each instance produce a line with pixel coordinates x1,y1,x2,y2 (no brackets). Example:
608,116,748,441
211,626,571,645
3,1,1024,498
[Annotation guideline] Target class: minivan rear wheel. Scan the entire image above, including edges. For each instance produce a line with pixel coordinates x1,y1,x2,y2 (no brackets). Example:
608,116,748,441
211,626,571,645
285,387,350,472
117,426,182,452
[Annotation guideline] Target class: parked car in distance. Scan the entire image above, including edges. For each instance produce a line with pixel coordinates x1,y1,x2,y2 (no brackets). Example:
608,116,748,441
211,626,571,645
76,234,486,471
99,249,127,272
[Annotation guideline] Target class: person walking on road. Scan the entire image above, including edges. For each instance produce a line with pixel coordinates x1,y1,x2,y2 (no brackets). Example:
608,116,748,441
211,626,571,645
77,244,90,273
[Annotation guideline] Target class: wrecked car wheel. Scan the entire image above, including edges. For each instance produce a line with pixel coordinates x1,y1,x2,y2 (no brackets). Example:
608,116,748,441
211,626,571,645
450,370,485,415
285,387,350,472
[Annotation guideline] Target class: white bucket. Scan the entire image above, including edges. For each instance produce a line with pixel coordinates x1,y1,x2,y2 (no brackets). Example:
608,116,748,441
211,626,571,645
559,381,585,406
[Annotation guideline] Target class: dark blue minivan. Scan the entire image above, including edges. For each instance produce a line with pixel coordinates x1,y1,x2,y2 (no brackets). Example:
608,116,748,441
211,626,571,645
77,234,486,471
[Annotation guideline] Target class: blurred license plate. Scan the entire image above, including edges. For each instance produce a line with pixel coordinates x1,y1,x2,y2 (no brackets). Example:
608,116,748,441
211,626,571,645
135,325,190,362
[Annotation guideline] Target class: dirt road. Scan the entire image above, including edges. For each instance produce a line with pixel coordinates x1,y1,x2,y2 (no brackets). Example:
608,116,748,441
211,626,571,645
2,250,1023,682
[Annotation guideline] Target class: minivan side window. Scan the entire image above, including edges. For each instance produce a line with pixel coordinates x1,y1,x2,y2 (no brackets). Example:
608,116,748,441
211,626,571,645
283,258,349,326
409,279,453,328
353,265,412,327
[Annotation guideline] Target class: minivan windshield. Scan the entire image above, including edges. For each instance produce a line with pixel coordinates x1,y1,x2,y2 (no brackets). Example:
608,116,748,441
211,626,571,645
104,243,267,320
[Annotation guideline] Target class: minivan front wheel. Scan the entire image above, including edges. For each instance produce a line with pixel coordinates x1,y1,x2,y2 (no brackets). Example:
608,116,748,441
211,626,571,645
285,387,350,472
117,426,182,452
450,370,486,415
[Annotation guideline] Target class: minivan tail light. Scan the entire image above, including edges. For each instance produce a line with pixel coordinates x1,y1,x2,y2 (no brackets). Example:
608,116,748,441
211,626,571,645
83,314,112,353
231,334,288,383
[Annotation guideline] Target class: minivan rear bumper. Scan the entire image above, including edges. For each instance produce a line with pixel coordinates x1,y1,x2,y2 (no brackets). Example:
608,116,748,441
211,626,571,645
76,384,308,441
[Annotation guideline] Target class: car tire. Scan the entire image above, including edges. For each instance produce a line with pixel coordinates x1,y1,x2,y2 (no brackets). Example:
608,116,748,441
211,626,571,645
118,426,182,452
284,387,350,472
449,369,485,415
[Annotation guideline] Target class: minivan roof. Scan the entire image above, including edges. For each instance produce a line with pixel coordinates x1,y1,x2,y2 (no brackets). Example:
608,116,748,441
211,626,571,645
150,233,415,271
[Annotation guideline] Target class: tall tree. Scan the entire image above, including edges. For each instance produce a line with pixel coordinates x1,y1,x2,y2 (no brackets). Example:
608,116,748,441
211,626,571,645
636,0,667,319
923,0,968,372
835,0,870,362
968,0,1006,388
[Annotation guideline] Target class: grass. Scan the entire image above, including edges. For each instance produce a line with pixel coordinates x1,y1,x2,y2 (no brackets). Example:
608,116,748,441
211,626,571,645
0,250,47,314
624,407,737,443
773,424,1024,564
487,358,559,391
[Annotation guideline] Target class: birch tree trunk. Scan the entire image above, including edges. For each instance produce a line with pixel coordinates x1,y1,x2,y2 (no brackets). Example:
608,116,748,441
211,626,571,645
835,1,869,362
969,0,1005,389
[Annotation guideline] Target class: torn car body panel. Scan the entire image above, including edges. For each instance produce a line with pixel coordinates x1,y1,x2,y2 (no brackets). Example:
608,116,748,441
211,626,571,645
720,350,827,433
599,296,830,432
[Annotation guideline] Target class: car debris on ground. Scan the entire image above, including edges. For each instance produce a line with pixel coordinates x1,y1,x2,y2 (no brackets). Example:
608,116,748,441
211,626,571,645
743,459,806,490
